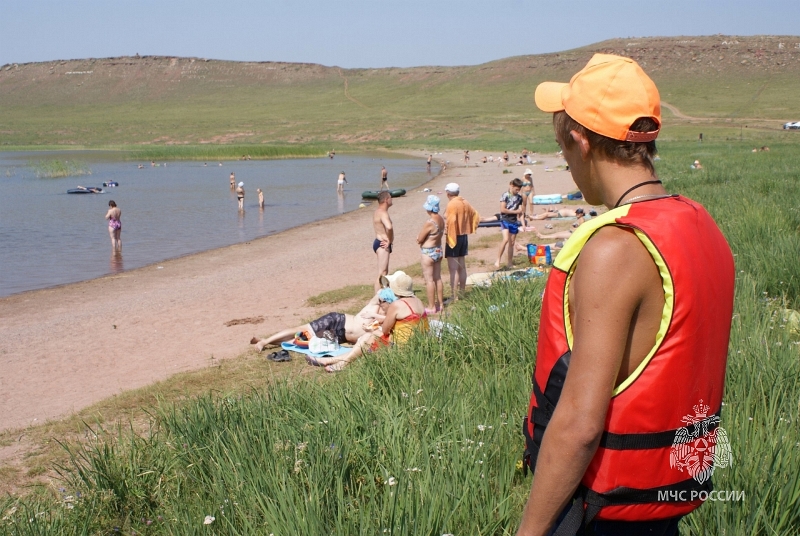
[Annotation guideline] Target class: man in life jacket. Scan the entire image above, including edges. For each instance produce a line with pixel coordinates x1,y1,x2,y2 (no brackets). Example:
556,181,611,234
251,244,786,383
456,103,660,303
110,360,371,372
517,54,735,535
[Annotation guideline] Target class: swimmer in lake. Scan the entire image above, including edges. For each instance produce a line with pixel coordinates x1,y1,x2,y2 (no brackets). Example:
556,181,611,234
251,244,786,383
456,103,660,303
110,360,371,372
236,182,245,210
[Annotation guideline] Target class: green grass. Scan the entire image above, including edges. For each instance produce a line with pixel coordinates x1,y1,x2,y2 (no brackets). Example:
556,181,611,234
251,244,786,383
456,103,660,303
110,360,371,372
2,148,800,533
30,159,91,178
128,144,330,161
2,36,798,151
306,285,375,308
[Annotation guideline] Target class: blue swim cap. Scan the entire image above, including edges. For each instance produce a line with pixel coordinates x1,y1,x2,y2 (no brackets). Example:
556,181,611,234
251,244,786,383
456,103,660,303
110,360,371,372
422,195,440,213
378,287,397,303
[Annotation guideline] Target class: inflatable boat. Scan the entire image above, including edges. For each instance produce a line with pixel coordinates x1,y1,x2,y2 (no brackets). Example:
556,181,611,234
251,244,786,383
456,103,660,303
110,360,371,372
361,189,406,199
67,187,103,194
532,194,563,205
103,181,119,187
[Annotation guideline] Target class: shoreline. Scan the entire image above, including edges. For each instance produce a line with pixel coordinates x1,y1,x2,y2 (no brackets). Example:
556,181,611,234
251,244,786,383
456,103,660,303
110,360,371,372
0,149,577,432
2,156,444,300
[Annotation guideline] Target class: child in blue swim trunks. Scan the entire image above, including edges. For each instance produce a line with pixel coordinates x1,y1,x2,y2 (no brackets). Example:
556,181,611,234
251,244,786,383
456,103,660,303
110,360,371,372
495,178,524,269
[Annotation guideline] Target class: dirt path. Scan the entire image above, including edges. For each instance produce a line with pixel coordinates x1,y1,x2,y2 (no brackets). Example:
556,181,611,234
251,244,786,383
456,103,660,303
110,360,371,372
0,150,577,433
661,100,789,124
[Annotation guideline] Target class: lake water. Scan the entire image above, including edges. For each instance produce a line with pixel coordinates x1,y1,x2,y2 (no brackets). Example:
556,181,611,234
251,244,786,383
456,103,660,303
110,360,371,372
0,152,437,297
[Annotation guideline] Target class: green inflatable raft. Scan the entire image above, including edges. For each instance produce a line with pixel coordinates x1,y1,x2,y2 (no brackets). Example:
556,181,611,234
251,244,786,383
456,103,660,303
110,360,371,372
361,189,406,199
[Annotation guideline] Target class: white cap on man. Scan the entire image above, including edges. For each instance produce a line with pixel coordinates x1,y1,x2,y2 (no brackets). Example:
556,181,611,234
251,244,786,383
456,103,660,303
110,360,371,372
445,182,460,194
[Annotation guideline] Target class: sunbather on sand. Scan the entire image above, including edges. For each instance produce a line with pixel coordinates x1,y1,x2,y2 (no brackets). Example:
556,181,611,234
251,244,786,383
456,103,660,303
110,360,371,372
531,226,574,241
251,288,395,352
308,271,428,372
529,207,594,220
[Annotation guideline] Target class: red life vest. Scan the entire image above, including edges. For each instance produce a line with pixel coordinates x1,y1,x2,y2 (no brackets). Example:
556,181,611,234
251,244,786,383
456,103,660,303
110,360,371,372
522,195,734,525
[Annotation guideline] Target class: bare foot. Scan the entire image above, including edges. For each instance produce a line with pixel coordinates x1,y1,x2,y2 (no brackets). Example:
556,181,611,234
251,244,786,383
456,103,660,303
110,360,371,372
494,260,501,268
255,340,269,352
325,361,348,372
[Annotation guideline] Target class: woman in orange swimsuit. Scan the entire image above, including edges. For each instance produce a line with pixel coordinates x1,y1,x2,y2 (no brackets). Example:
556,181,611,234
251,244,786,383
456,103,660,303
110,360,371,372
315,271,428,372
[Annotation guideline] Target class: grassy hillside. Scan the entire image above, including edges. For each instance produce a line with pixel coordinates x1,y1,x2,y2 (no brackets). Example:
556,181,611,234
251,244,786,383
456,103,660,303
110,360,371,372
1,35,799,151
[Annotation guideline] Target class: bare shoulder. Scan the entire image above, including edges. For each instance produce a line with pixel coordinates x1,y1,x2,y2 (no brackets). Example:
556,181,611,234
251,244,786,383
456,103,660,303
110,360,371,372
573,225,657,302
579,225,651,270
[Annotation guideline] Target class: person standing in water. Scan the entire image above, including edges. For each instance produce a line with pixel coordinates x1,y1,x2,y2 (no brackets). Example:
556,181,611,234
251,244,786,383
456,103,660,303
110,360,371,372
372,190,394,292
257,188,264,208
380,166,389,191
337,171,347,192
105,200,122,253
427,154,432,172
236,182,245,210
230,172,235,189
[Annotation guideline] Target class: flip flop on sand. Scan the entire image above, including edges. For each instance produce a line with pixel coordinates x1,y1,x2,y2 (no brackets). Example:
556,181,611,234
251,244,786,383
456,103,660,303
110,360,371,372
266,349,292,362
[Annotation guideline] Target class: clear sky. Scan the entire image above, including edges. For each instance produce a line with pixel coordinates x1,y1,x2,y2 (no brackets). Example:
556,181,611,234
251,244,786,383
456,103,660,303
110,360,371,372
2,0,798,68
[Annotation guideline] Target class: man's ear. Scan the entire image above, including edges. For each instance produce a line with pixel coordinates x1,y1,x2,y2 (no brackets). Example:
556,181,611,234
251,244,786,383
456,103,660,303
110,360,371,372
569,130,591,159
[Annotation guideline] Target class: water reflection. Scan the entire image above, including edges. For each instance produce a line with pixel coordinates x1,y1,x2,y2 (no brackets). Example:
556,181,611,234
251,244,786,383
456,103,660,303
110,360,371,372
337,191,346,214
109,253,124,274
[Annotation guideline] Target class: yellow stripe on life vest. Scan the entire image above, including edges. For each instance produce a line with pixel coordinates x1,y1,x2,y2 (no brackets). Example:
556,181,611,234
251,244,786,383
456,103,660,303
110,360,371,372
558,205,632,350
611,229,674,396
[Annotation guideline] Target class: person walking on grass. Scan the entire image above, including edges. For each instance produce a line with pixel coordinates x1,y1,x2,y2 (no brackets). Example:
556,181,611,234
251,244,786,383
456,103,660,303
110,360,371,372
443,183,478,302
417,195,444,314
516,54,734,536
372,190,394,292
105,200,122,253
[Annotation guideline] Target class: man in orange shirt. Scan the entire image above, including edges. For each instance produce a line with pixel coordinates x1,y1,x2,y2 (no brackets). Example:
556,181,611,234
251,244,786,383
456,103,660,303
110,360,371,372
442,182,478,301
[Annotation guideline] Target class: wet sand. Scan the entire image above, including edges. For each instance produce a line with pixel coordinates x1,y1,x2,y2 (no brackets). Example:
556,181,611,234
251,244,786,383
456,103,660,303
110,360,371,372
0,150,578,432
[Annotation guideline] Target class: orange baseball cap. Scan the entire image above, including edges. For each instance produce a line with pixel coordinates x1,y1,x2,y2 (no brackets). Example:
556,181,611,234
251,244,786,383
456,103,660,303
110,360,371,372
534,54,661,142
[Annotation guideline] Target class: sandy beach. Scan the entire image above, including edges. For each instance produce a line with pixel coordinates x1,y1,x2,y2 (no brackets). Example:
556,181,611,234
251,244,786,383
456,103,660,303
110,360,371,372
0,150,578,433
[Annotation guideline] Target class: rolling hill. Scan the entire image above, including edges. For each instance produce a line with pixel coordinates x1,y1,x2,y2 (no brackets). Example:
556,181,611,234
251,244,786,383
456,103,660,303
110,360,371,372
1,35,799,149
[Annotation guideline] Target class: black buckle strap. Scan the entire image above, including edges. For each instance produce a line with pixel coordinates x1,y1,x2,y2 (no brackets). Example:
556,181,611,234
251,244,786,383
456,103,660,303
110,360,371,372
600,410,722,450
551,478,712,535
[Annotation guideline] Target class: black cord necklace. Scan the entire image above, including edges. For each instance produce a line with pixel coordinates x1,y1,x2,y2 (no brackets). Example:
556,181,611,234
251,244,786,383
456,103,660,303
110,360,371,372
614,180,663,208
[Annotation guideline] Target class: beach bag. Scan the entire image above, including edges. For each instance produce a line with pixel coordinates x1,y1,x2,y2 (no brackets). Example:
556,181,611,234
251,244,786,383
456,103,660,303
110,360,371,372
293,330,311,349
309,335,340,354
